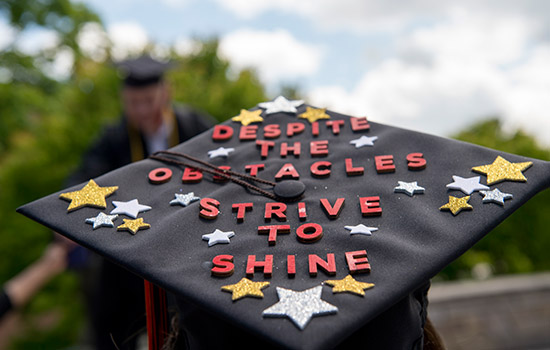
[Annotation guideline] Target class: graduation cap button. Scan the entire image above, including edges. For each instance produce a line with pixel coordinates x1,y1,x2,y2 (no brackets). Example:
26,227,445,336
273,180,306,201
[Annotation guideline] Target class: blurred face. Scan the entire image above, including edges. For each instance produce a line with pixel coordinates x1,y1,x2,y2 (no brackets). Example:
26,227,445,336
122,82,169,135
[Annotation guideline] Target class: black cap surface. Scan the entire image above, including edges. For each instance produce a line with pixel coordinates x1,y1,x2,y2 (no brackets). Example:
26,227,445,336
18,97,550,349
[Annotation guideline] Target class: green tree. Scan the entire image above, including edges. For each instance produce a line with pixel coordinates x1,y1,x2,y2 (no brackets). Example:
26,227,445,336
438,119,550,280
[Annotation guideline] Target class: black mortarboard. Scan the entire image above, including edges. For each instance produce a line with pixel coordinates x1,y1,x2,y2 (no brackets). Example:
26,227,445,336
116,55,173,87
18,97,550,349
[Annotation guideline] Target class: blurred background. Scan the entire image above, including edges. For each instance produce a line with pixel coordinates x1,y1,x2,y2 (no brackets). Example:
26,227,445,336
0,0,548,349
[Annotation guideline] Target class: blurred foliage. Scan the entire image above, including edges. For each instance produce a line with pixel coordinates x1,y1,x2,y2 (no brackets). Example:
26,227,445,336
438,119,550,280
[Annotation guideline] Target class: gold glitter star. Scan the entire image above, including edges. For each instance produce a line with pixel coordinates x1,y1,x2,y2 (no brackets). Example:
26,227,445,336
59,179,118,212
232,109,264,126
298,107,330,123
439,195,473,215
117,218,151,235
472,156,532,185
324,275,374,296
221,278,270,301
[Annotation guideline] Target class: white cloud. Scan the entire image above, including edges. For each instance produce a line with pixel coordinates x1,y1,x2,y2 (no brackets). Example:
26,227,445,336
173,37,202,56
77,22,109,62
0,19,16,51
218,28,324,85
308,11,550,146
14,28,60,55
107,21,149,60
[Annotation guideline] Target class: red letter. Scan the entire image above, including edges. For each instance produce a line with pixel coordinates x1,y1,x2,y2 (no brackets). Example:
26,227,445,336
326,120,345,135
310,161,331,178
274,163,300,181
287,255,296,277
309,253,336,276
148,167,172,184
296,223,323,243
256,140,275,158
359,196,382,217
320,198,345,219
264,202,287,221
182,167,203,183
407,152,427,170
287,122,305,137
346,250,371,274
199,198,220,220
211,255,234,277
264,124,281,139
246,255,273,278
280,142,301,158
232,202,253,222
350,117,370,132
375,155,395,173
212,125,234,141
239,125,258,141
213,166,231,183
311,121,319,136
245,163,265,176
310,140,329,157
298,202,307,221
258,225,290,245
345,158,364,176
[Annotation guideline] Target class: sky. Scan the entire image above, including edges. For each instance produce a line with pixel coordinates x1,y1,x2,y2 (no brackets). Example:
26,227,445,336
3,0,550,145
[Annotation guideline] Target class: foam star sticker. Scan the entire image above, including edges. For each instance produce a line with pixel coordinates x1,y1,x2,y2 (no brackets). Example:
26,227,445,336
262,286,338,330
110,199,151,218
117,218,150,235
298,107,330,123
345,224,378,236
257,96,304,114
439,195,473,215
479,188,513,206
350,135,378,148
446,175,489,195
231,109,264,126
472,155,533,185
59,179,118,212
208,147,234,159
170,192,200,207
394,181,425,197
202,229,235,247
221,278,270,301
85,212,118,230
324,275,375,296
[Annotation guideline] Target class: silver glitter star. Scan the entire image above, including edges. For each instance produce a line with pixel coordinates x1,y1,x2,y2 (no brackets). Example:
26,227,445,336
479,188,513,206
170,192,200,207
394,181,425,197
110,199,151,219
202,229,235,247
257,96,304,114
446,175,489,195
349,135,378,148
262,286,338,330
344,224,378,236
207,147,234,159
85,212,118,229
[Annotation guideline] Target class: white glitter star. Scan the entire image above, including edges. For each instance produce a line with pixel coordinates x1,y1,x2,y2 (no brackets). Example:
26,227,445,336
207,147,234,159
262,286,338,330
202,229,235,247
345,224,378,236
479,188,513,206
110,199,151,219
349,135,378,148
394,181,425,197
446,175,489,195
85,212,118,229
170,192,200,207
257,96,304,114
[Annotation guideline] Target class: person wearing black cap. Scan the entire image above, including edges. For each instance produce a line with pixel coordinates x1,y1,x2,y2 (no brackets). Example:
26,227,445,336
66,55,214,350
20,97,550,349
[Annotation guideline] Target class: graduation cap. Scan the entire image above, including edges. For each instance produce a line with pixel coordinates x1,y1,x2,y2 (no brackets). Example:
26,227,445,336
115,55,173,87
18,96,550,349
